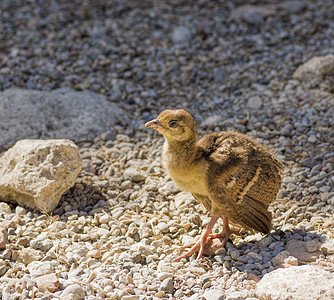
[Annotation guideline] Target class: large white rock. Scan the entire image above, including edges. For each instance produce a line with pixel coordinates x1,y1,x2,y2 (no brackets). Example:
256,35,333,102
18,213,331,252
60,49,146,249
0,88,126,146
255,265,334,300
0,139,82,213
293,55,334,81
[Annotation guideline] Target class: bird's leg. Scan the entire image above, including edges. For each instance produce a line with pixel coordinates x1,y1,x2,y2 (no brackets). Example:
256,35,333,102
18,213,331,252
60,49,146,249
219,216,234,244
172,215,220,262
179,216,239,249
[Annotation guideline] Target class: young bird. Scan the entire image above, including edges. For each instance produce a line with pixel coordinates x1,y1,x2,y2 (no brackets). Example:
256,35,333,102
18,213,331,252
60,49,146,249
145,109,282,262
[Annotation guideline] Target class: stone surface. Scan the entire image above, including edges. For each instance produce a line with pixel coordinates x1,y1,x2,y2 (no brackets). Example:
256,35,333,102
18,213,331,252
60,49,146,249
171,26,192,44
0,139,82,213
203,289,225,300
61,284,86,300
255,265,334,300
320,241,334,255
247,96,263,110
286,240,321,262
0,88,126,146
159,277,173,294
226,291,245,300
202,115,224,127
0,202,12,214
35,273,59,292
28,261,54,278
293,55,334,81
271,250,290,267
18,248,43,265
0,227,8,249
279,1,306,13
123,167,147,182
230,4,276,23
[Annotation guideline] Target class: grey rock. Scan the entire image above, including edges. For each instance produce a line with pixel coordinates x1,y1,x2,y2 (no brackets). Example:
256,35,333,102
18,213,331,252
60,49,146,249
30,240,43,250
0,203,12,214
159,278,173,294
40,239,53,252
123,167,147,182
320,241,334,255
122,296,145,300
27,261,54,278
214,255,225,264
279,1,306,13
282,176,295,184
203,289,225,300
293,55,334,81
247,252,263,262
286,183,297,192
230,5,275,22
272,246,285,256
259,236,272,248
158,181,180,196
61,284,86,300
0,227,8,249
108,85,122,101
256,265,334,300
281,124,294,136
202,115,224,127
230,250,240,260
247,96,263,109
131,242,153,256
319,186,330,193
243,12,264,25
99,214,112,224
171,26,192,43
305,240,317,252
308,186,318,194
0,139,82,213
18,248,43,265
237,255,250,263
157,272,173,281
328,197,334,206
157,222,169,233
271,250,289,267
223,261,231,270
286,240,321,262
0,88,126,146
15,206,27,215
226,291,245,300
214,68,228,83
320,192,332,202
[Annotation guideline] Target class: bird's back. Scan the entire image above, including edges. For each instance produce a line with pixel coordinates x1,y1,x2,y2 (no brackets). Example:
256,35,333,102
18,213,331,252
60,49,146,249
196,131,283,233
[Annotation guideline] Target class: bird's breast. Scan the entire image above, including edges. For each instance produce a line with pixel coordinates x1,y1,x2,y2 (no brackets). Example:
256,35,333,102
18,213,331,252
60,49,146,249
166,162,210,195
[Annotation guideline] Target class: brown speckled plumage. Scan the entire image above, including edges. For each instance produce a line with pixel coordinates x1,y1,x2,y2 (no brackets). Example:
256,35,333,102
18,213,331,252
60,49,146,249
198,131,282,233
146,109,282,260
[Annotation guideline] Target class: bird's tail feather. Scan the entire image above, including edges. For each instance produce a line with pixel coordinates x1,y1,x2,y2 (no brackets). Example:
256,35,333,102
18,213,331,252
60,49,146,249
241,195,272,234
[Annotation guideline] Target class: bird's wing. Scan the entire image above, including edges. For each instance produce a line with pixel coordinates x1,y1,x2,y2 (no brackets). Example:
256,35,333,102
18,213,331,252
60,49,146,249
198,132,282,233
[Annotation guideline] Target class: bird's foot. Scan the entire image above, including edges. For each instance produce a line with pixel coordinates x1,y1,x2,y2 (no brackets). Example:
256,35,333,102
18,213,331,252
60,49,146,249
173,232,231,262
172,226,240,262
179,233,227,249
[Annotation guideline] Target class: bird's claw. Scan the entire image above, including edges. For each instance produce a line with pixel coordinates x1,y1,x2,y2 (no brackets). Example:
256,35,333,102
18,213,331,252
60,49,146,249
172,233,228,262
179,233,227,249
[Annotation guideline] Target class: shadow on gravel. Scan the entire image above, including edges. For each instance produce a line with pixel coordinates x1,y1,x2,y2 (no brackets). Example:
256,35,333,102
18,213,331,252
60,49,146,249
54,183,107,217
225,228,328,278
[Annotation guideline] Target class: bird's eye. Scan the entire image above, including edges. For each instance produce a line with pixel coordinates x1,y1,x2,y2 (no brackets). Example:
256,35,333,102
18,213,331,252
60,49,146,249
168,120,178,128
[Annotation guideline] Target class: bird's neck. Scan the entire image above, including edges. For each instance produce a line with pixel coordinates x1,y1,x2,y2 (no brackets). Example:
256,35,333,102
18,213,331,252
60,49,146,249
164,134,198,165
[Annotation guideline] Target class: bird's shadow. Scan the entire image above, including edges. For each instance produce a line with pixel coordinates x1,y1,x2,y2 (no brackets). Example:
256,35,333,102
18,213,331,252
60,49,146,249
210,228,332,279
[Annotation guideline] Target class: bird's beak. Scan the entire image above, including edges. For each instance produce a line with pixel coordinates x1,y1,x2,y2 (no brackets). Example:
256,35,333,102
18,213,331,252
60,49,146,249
145,119,162,130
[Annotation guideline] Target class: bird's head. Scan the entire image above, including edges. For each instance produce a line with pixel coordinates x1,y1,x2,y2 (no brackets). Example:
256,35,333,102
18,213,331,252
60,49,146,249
145,109,197,142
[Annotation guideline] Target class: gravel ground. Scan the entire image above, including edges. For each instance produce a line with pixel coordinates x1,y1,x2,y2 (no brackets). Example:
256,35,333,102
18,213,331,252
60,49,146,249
0,0,334,299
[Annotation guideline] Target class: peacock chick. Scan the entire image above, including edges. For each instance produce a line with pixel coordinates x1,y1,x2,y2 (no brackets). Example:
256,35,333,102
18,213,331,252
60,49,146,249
145,109,283,261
